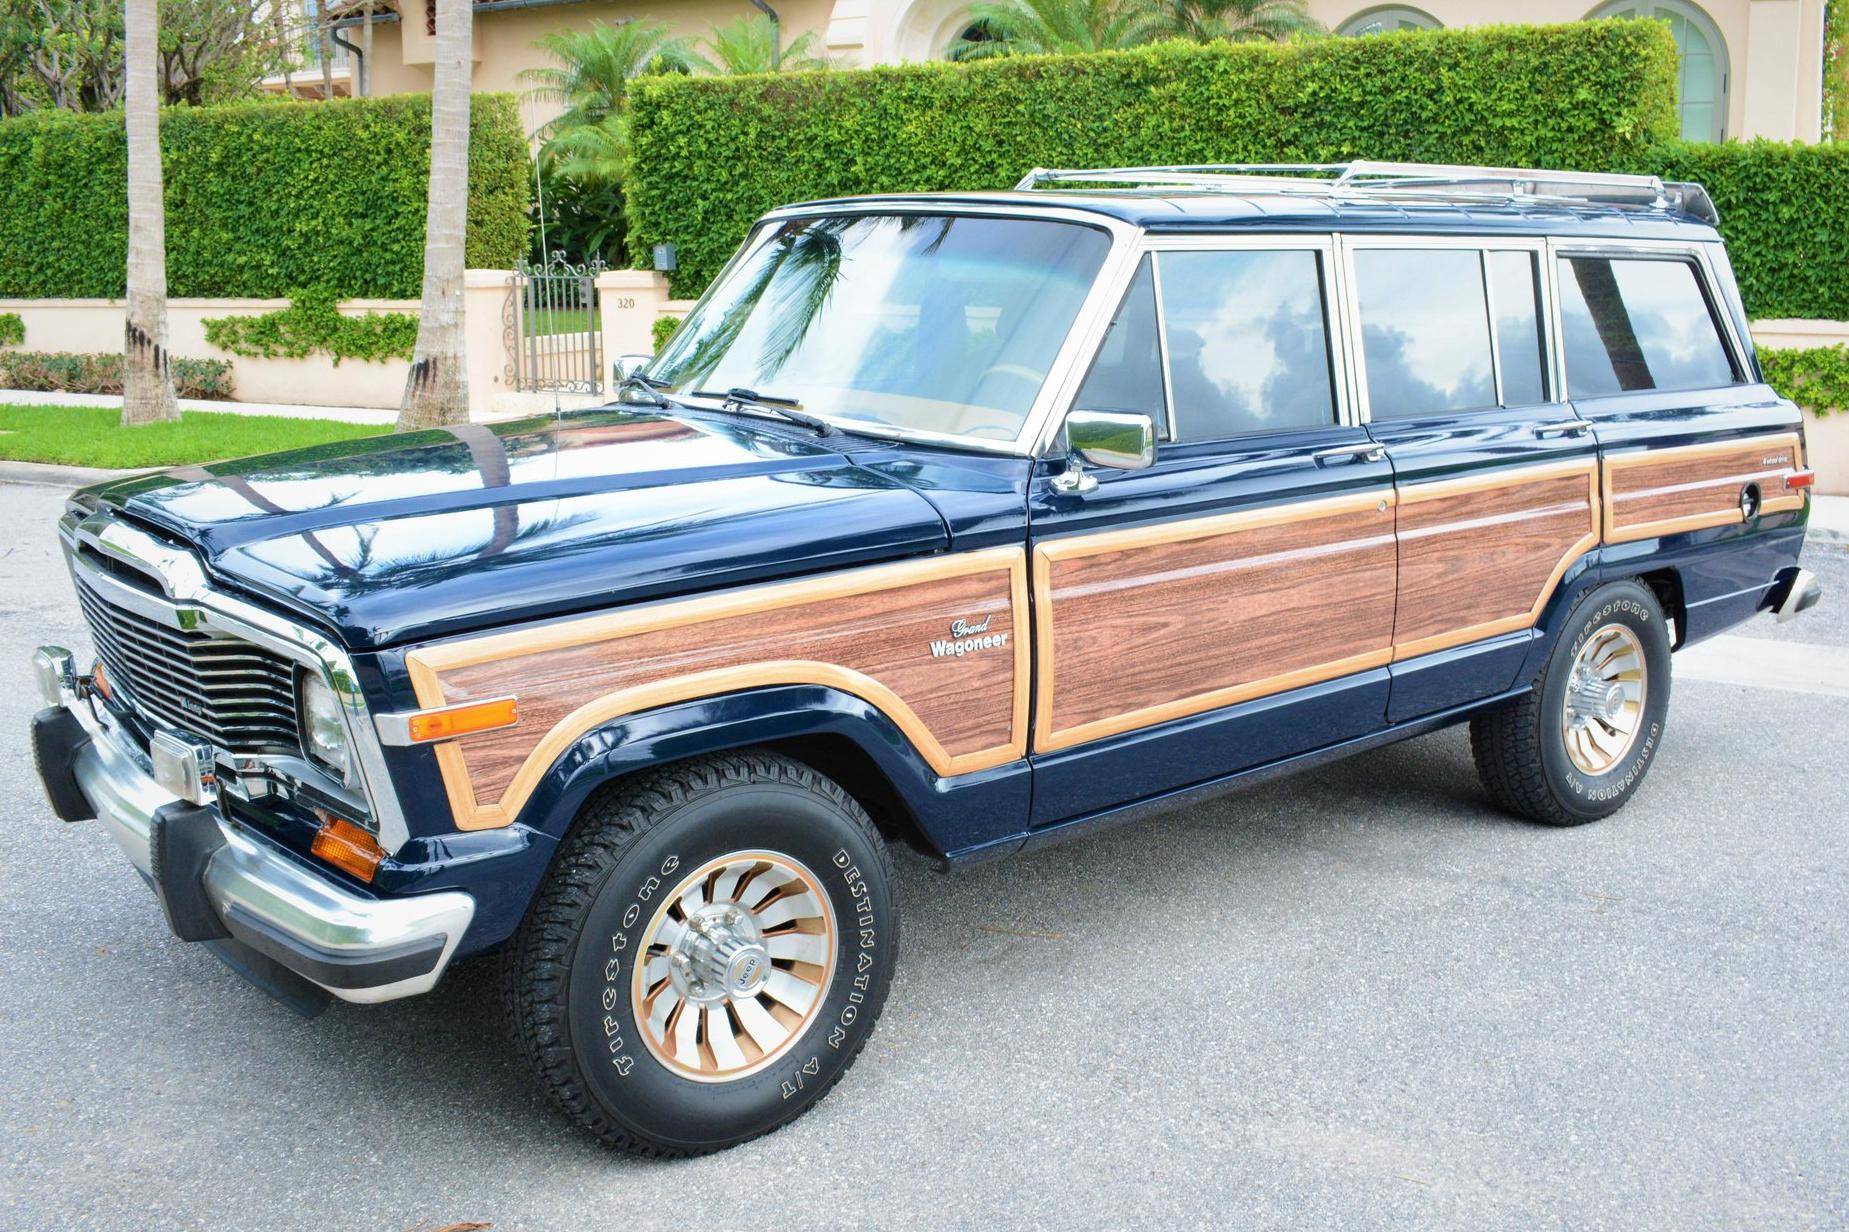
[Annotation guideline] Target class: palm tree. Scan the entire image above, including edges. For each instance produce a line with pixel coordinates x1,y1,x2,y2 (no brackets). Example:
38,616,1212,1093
523,20,697,185
122,0,178,426
950,0,1160,58
1136,0,1323,42
397,0,472,430
691,13,833,74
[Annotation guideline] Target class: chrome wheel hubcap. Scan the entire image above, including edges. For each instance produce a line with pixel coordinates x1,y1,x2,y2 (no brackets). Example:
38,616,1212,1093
1561,624,1648,775
632,850,835,1082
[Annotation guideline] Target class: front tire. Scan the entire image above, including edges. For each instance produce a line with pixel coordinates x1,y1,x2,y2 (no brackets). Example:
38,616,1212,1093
1471,579,1672,825
502,751,899,1156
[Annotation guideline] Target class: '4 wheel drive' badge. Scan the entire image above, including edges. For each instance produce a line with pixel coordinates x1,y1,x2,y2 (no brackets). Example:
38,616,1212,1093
930,614,1009,659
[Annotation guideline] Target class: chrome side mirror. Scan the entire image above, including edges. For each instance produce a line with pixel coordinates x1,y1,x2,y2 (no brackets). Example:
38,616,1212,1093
1053,409,1155,494
613,354,653,382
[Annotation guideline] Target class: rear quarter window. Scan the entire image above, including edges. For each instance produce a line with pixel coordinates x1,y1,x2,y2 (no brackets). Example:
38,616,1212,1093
1556,256,1738,398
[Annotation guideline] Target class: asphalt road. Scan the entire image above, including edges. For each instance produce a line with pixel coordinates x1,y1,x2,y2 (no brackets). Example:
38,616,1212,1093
2,477,1845,1231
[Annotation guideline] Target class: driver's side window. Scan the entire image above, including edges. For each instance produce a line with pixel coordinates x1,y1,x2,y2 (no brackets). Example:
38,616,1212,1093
1072,255,1169,436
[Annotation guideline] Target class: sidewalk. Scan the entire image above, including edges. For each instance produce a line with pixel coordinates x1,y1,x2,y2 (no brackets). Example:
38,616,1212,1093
0,388,396,426
1813,494,1849,545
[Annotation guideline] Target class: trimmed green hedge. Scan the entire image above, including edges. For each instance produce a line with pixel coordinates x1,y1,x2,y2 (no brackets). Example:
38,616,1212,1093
0,93,530,300
0,312,21,347
1761,343,1849,417
202,290,417,365
1622,140,1849,321
626,22,1680,296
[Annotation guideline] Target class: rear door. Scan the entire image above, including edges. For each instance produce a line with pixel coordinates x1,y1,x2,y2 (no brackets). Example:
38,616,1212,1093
1027,236,1399,826
1343,236,1602,721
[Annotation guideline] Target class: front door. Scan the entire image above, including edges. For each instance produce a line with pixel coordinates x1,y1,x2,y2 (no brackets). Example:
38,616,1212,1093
1343,238,1603,721
1028,238,1399,826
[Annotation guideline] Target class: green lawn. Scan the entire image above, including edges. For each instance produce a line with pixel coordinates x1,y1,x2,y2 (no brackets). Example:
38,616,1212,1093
523,306,593,337
0,404,383,469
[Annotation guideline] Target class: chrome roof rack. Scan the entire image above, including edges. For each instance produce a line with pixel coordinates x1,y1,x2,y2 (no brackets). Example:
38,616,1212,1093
1014,160,1719,225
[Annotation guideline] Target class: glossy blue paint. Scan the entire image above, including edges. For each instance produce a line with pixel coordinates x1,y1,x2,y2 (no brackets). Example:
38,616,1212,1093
71,408,950,649
1027,666,1392,827
1385,630,1536,722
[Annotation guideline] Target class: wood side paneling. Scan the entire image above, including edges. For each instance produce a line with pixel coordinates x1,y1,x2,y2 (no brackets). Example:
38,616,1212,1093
407,548,1030,830
1391,460,1601,660
1033,492,1398,753
1604,432,1806,544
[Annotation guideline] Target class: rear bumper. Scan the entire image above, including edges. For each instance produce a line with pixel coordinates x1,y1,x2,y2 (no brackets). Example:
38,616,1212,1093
33,687,474,1007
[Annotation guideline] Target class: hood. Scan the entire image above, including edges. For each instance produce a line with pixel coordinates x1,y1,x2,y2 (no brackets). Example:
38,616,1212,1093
77,408,949,649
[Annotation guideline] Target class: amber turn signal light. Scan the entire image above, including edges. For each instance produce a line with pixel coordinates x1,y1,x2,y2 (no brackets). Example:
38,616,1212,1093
89,659,112,701
312,813,385,883
404,696,519,743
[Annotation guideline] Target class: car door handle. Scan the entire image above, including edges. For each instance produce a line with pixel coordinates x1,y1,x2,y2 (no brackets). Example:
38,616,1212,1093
1532,420,1593,439
1313,443,1386,466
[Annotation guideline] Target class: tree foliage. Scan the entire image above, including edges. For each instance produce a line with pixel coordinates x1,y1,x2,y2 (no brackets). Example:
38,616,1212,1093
0,0,286,117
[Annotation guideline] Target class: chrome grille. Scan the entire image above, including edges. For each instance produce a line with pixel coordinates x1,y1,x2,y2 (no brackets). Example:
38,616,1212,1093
75,577,301,753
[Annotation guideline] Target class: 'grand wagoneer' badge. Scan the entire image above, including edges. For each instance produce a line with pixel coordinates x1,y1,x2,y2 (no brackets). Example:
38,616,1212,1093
931,615,1008,659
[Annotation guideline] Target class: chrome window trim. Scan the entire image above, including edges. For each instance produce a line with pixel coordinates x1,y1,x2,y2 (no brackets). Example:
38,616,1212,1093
1545,237,1752,395
1337,233,1559,424
1039,232,1353,455
59,511,410,854
656,202,1145,458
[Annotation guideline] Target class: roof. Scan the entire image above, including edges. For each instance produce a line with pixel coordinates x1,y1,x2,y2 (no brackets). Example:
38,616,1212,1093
777,188,1722,242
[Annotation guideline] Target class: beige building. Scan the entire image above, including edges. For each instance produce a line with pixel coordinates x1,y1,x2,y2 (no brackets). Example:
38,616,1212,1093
321,0,1829,142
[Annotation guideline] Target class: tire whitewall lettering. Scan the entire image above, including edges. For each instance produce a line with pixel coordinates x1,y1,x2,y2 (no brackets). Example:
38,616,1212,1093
1472,580,1673,826
502,751,898,1156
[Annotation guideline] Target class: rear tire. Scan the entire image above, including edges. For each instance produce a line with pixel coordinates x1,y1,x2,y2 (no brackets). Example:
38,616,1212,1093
502,751,899,1156
1471,579,1672,826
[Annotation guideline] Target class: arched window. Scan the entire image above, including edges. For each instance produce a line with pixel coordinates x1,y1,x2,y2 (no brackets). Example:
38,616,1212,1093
1588,0,1728,142
1338,6,1441,36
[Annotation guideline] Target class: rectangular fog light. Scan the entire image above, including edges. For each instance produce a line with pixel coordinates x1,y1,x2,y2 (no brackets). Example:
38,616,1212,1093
32,646,73,707
150,731,216,806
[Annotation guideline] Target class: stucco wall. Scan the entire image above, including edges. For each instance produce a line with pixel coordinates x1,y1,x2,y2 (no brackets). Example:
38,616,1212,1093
1,274,518,419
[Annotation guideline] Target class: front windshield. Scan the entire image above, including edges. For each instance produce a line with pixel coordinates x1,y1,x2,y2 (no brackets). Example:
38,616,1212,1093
649,213,1112,443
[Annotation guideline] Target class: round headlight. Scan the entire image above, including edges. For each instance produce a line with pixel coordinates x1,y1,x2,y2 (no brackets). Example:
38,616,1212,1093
299,671,352,781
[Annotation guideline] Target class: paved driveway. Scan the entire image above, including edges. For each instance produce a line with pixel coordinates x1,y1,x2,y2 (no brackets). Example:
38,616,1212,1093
2,478,1845,1231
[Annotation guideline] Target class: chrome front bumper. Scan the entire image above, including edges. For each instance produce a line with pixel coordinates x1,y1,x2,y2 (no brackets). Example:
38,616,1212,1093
40,678,475,1006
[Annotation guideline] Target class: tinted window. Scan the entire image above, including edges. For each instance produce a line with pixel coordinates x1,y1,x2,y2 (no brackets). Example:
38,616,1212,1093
1072,256,1167,429
1557,256,1737,397
1355,248,1496,418
1489,251,1548,406
1157,249,1336,441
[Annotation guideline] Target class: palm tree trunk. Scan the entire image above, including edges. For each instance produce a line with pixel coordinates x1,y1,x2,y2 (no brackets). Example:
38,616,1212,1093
397,0,472,431
122,0,178,427
360,2,373,95
275,0,294,96
318,6,334,99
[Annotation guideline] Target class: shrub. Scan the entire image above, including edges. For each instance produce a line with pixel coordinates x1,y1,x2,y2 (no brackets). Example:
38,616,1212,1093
0,311,21,346
0,93,530,300
625,22,1681,296
0,351,236,400
1622,140,1849,321
202,291,417,364
1761,343,1849,417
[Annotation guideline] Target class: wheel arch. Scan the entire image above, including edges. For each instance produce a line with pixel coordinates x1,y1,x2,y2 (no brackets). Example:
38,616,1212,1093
511,683,1029,864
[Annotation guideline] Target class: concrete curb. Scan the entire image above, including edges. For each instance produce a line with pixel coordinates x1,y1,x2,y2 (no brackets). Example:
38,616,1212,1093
0,460,138,490
1810,495,1849,547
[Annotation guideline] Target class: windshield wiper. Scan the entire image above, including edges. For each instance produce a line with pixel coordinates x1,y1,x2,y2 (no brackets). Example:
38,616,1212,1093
694,387,835,436
616,371,678,407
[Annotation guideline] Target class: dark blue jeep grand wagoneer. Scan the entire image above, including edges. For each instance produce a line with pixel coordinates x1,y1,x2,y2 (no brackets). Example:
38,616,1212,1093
31,162,1822,1155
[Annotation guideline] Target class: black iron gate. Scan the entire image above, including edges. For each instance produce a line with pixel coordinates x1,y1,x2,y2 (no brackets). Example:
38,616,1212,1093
506,253,607,394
